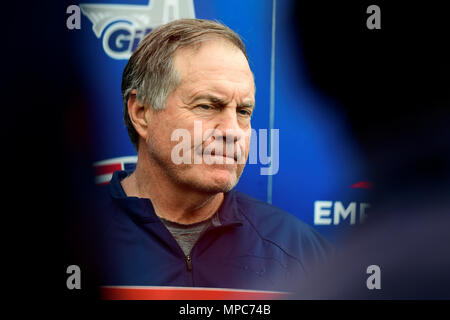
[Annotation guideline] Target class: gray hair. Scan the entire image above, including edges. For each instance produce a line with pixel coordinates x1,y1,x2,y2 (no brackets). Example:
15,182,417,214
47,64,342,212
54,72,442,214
121,18,249,150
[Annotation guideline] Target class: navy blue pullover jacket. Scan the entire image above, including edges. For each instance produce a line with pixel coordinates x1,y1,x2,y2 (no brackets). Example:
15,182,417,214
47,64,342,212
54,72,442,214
92,170,331,292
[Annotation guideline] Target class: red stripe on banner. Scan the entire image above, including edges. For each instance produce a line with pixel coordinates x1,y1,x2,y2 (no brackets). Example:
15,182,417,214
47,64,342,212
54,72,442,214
101,286,289,300
350,181,373,189
94,163,123,176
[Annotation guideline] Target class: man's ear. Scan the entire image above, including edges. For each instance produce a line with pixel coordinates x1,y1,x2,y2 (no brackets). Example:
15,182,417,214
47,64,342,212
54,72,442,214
127,89,151,141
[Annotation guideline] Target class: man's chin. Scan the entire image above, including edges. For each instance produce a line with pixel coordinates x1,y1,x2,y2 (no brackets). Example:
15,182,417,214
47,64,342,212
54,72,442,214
165,163,244,194
185,170,238,194
197,176,237,194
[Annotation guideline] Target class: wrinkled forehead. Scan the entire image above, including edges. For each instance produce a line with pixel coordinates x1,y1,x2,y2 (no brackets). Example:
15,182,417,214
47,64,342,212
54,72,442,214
172,39,255,92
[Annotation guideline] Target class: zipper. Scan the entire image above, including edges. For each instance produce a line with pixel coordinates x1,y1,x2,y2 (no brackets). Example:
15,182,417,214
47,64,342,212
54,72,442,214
186,255,193,271
184,223,234,273
183,223,240,286
184,224,214,273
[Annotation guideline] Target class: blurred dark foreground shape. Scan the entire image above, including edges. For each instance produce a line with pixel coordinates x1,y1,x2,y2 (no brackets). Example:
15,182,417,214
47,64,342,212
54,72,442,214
288,0,450,299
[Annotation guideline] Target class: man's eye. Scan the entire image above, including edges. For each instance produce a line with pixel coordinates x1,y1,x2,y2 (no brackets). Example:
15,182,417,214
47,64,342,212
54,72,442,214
238,109,251,116
198,104,213,110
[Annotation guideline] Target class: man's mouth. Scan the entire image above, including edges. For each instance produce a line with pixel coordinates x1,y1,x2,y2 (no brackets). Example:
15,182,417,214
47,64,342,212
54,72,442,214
209,149,237,161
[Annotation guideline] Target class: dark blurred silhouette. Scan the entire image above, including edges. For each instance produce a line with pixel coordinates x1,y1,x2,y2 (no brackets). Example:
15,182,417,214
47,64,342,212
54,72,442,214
4,0,99,302
289,1,450,298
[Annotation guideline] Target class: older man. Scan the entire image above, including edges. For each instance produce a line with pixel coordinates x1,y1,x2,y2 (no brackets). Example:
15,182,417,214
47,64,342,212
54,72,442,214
95,19,330,294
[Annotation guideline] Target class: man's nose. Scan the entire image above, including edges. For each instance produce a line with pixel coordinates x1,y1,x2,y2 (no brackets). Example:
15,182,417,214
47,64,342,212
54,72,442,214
216,108,244,143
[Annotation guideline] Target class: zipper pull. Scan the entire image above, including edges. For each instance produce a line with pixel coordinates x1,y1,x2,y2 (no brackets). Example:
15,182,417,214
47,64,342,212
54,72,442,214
186,255,193,271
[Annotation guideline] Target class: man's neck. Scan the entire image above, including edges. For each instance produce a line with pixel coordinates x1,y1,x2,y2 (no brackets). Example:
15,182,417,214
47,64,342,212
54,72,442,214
121,158,224,225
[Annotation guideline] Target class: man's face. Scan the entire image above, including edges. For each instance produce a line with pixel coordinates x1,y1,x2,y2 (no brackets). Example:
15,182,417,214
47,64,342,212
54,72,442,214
144,39,255,193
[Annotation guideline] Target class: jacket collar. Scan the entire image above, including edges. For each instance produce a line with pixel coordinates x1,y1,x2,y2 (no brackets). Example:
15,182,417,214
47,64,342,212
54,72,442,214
108,170,244,227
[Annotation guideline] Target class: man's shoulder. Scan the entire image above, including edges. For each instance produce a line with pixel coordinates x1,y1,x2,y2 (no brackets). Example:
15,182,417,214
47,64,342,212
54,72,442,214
93,183,115,206
232,190,315,235
93,170,128,211
90,183,118,223
232,190,332,264
90,174,130,225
